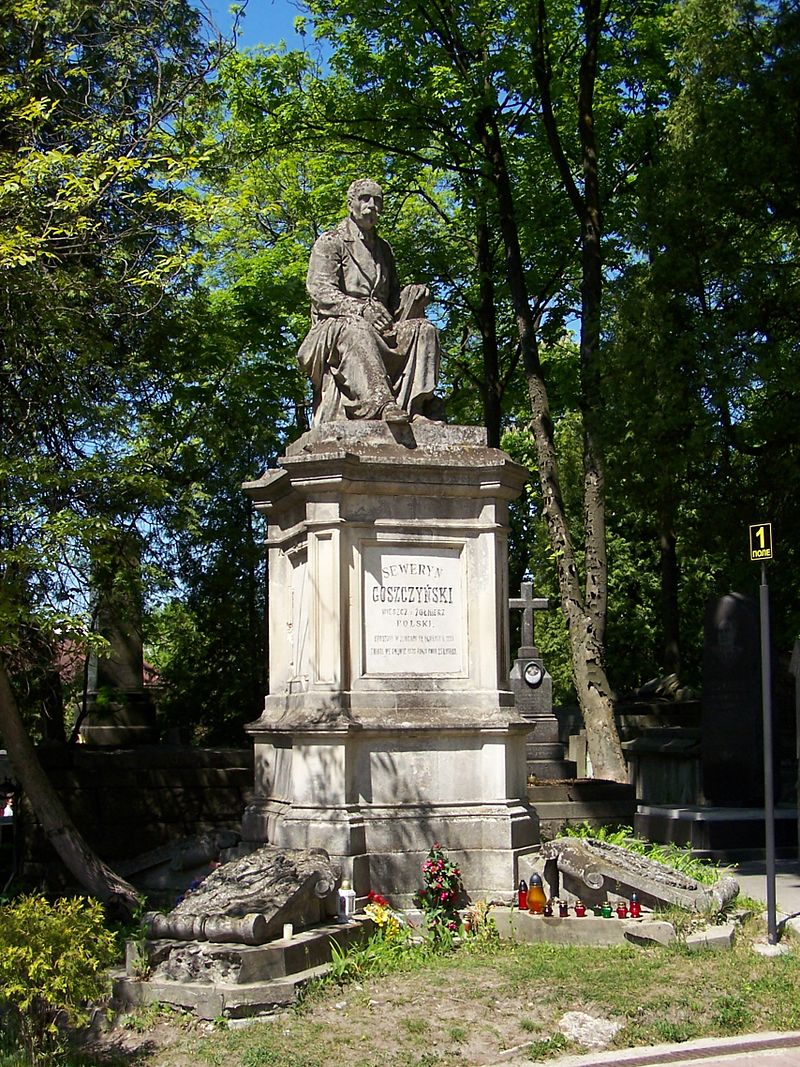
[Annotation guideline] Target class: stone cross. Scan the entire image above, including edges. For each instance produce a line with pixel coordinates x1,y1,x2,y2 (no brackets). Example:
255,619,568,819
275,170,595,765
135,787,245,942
509,581,549,654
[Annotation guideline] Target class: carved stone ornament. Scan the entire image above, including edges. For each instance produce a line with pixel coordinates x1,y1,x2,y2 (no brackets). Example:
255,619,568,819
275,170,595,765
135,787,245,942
144,845,340,945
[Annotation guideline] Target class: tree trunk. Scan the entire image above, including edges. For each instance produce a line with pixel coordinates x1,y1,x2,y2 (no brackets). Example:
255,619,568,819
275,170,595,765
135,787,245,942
659,517,681,678
566,603,628,782
577,0,607,646
0,662,140,918
474,107,626,782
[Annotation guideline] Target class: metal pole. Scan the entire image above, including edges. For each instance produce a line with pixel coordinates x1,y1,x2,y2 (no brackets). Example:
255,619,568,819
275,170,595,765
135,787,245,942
760,561,778,944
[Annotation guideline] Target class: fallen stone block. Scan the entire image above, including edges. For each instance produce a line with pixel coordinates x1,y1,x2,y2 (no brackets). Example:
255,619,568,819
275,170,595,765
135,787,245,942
143,845,339,946
686,922,736,951
537,837,739,913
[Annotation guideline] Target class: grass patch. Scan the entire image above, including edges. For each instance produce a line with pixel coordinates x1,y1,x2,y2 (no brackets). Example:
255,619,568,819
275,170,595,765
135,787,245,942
525,1033,569,1060
94,922,800,1067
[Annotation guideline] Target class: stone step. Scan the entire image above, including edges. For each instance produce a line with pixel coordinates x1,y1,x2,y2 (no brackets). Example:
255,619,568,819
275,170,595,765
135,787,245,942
635,804,800,861
528,779,635,804
527,759,578,780
523,721,561,745
531,798,636,829
528,779,637,837
492,907,676,948
113,962,331,1020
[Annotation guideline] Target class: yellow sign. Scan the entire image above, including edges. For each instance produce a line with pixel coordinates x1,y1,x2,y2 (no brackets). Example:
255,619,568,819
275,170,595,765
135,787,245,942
749,523,773,561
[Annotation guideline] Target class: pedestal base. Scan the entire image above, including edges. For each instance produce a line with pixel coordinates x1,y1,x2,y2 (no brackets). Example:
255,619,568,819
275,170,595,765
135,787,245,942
242,719,539,903
243,424,538,902
79,692,157,746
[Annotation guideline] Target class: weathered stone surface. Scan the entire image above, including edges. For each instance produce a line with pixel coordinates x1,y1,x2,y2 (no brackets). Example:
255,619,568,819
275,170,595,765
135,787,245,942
622,921,676,947
686,922,736,951
558,1011,623,1050
117,830,239,880
117,919,373,1019
298,179,441,425
143,846,339,945
283,419,486,457
492,907,675,948
241,421,539,902
539,837,739,913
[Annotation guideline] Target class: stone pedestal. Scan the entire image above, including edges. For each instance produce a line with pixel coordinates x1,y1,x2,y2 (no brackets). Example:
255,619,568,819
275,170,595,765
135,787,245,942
241,422,539,901
80,613,156,746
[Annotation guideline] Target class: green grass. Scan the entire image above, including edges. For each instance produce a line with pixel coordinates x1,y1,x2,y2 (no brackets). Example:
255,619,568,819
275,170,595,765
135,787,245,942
78,914,800,1067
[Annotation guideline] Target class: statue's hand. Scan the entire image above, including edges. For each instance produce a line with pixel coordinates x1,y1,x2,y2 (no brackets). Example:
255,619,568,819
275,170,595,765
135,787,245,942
363,301,395,332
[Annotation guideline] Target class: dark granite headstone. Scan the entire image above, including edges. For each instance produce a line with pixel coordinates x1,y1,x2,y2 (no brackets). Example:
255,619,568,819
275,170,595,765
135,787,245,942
701,593,762,806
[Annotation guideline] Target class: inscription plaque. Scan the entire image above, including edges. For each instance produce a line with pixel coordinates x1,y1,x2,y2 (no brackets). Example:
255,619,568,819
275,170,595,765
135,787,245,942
362,544,465,675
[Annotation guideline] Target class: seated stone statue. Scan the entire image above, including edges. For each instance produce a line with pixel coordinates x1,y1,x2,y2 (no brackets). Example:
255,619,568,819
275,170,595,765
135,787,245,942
298,179,441,425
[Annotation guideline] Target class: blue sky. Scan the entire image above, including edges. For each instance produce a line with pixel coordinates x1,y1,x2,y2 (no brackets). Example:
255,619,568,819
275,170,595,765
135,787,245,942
200,0,309,50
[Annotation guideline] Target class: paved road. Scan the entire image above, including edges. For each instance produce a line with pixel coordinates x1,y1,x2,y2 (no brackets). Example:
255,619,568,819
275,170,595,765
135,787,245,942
734,859,800,926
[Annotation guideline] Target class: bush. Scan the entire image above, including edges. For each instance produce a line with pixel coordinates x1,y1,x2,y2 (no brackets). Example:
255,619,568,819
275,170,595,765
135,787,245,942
0,894,117,1062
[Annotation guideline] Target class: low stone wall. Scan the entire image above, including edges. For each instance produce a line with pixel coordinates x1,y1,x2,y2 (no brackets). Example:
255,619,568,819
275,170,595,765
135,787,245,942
16,745,253,891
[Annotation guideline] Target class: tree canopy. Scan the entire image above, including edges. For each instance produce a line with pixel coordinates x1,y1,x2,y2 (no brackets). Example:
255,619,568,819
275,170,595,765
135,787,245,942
1,0,798,783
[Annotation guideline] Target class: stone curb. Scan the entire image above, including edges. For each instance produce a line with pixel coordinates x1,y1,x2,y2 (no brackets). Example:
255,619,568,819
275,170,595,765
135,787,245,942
480,1029,800,1067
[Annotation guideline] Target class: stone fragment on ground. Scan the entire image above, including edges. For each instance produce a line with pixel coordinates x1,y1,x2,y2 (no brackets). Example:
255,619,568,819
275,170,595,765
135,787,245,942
753,940,791,957
685,922,736,951
557,1010,622,1049
538,837,739,913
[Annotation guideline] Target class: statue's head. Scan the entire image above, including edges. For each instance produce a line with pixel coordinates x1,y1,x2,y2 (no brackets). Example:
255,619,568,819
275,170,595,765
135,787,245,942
347,179,384,231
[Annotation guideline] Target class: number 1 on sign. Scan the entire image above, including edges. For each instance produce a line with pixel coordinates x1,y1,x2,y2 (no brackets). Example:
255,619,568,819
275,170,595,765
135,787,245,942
749,522,773,562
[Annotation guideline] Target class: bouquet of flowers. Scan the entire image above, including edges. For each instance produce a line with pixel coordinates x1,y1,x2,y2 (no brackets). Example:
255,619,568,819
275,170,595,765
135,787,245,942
416,843,462,935
364,890,405,940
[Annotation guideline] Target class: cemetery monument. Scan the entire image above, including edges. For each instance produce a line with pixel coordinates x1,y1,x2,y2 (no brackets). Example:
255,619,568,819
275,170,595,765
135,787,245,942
115,183,742,1019
241,180,539,901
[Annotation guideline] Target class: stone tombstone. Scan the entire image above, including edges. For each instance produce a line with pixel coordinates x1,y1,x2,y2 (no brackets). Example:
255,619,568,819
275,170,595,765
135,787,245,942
240,179,539,902
508,581,553,725
242,421,539,903
701,593,763,806
80,532,156,746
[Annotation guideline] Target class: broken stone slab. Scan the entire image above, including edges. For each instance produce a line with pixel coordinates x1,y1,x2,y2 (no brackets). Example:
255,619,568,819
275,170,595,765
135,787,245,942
117,830,241,879
143,845,339,945
116,830,241,896
115,919,372,1019
686,922,736,951
132,918,370,986
114,968,324,1020
539,837,739,913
